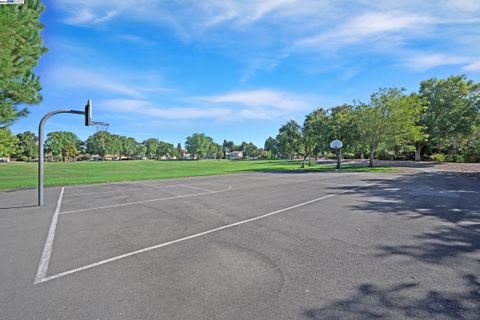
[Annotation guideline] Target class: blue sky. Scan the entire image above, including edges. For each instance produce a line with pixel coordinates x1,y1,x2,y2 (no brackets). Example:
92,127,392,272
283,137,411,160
10,0,480,147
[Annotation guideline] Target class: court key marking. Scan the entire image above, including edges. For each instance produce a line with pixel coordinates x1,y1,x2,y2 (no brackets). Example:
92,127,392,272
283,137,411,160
34,181,380,285
60,184,231,215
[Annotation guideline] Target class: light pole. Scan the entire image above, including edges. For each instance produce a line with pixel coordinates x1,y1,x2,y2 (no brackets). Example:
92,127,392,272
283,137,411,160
37,100,92,206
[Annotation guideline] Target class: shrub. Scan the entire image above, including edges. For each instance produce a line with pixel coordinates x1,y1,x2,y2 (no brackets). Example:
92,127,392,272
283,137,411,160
430,153,446,162
342,152,355,159
464,142,480,163
326,152,337,159
377,149,396,160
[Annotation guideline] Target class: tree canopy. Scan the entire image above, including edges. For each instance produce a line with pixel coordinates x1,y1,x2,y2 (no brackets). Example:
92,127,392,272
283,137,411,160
185,133,215,159
0,128,18,158
45,131,82,161
13,130,37,161
0,0,47,127
416,75,480,160
355,88,424,167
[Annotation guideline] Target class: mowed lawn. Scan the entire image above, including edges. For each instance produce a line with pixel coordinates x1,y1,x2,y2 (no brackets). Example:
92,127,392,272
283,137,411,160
0,160,395,190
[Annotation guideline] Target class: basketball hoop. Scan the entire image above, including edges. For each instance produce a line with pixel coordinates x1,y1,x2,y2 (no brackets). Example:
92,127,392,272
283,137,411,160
92,121,110,132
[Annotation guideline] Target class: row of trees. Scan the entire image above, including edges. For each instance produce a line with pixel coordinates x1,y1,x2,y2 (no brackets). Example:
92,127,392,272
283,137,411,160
263,75,480,166
0,129,266,161
0,130,38,161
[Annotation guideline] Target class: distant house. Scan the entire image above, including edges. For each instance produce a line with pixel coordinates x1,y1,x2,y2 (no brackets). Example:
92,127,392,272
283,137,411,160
227,151,243,160
182,152,193,160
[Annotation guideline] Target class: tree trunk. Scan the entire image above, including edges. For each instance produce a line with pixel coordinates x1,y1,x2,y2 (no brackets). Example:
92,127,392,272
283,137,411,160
301,155,307,168
415,143,424,161
369,148,374,167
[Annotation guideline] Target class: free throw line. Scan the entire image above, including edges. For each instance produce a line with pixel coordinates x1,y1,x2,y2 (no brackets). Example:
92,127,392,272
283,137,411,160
34,187,65,285
180,185,215,193
63,184,190,197
60,185,232,215
37,182,377,284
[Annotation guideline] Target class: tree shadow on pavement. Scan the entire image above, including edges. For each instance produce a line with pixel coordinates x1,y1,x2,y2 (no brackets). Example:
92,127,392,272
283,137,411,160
304,274,480,319
303,172,480,319
344,173,480,265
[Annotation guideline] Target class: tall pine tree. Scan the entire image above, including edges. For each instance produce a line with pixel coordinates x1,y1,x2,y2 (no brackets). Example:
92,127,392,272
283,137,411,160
0,0,47,127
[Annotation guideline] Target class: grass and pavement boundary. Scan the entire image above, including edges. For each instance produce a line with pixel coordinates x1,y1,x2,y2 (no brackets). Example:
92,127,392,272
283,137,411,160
0,160,396,191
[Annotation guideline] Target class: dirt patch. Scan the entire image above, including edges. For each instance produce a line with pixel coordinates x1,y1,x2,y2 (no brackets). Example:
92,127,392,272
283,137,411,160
338,159,480,177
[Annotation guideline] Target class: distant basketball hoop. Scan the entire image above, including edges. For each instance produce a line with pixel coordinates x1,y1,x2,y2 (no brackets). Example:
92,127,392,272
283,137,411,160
330,139,343,170
92,121,110,132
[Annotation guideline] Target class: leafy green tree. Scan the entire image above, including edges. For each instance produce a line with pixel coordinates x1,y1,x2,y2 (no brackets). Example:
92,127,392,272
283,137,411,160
143,138,159,159
134,142,146,159
277,120,302,160
62,141,78,162
157,141,176,159
176,143,183,158
0,0,48,126
261,149,272,159
14,130,37,161
356,88,424,167
122,137,138,158
0,127,18,157
463,123,480,162
244,142,259,158
185,133,214,159
239,141,248,152
416,75,480,160
263,137,277,154
208,143,224,159
86,131,112,159
109,134,123,158
328,104,360,154
45,131,82,161
222,140,234,152
304,108,331,161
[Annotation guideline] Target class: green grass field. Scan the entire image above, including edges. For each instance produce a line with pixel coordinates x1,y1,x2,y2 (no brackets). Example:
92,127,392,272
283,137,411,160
0,160,396,190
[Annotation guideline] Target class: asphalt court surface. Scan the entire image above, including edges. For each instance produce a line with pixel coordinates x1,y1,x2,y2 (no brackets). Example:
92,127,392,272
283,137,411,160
0,171,479,319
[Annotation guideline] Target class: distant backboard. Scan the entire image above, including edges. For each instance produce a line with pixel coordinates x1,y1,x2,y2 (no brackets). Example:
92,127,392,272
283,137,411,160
330,139,343,149
85,99,92,126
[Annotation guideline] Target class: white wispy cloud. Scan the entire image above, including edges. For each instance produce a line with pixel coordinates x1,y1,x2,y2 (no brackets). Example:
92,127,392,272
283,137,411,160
117,34,156,46
198,89,311,111
101,99,232,120
463,60,480,72
295,11,432,50
446,0,480,11
48,67,143,97
402,53,474,71
53,0,480,77
63,8,118,25
47,67,175,98
99,89,316,121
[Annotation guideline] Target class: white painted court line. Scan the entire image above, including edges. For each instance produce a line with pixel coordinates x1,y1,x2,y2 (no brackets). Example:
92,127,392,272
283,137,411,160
36,181,378,284
63,184,188,197
34,187,64,285
59,185,232,215
237,173,356,185
180,185,215,193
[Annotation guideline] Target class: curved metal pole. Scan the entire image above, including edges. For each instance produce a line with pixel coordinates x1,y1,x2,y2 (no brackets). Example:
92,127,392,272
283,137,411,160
38,110,84,206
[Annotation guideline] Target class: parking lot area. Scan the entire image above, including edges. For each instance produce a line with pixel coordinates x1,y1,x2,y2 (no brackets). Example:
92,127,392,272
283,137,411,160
0,171,479,319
